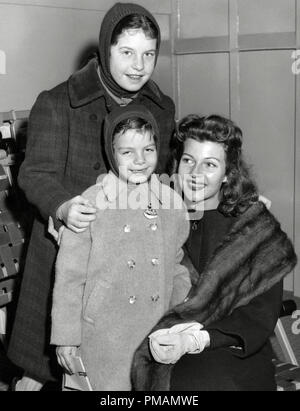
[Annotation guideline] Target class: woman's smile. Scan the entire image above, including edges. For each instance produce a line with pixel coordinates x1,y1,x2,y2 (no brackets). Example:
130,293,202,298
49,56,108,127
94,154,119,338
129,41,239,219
178,138,227,209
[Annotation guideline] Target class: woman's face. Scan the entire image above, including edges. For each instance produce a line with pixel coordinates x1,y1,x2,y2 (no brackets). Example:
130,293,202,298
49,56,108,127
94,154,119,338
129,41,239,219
114,129,158,184
110,28,157,92
178,138,227,210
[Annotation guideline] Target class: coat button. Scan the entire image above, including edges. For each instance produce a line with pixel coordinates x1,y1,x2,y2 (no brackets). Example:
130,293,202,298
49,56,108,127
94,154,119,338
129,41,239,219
151,258,159,266
192,221,198,231
127,259,136,269
150,223,158,231
89,113,98,121
151,294,160,302
129,296,137,304
124,225,131,233
93,162,101,170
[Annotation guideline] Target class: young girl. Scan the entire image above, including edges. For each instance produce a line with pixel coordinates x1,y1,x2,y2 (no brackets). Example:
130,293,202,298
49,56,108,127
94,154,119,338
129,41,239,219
50,105,191,391
132,114,297,391
9,2,175,390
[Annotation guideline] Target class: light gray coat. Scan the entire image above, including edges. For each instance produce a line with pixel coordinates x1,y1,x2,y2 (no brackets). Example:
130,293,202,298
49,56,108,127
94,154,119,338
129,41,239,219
51,174,191,390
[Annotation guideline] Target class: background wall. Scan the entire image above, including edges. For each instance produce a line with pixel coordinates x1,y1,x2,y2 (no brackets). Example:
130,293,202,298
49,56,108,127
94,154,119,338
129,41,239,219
0,0,173,111
0,0,299,296
173,0,300,297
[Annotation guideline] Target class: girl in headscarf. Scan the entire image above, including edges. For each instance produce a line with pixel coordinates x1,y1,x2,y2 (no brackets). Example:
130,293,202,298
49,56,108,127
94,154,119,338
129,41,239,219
8,3,175,390
51,105,191,391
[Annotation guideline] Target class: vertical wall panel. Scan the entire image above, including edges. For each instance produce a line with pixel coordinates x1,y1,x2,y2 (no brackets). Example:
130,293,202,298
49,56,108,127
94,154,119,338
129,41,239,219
240,51,295,211
238,0,295,34
239,51,295,291
294,0,300,296
0,5,104,111
151,14,173,98
178,0,228,38
178,54,229,118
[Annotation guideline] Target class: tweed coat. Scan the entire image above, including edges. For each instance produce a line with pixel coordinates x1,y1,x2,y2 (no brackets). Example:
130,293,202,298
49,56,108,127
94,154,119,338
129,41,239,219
7,57,176,382
51,173,191,390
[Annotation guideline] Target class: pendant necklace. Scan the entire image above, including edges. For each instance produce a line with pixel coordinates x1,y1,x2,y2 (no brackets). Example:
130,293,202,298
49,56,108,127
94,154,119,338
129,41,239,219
143,203,158,219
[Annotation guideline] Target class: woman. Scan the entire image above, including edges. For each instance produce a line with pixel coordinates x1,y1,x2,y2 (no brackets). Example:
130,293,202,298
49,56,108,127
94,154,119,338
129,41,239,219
131,114,297,391
8,2,175,390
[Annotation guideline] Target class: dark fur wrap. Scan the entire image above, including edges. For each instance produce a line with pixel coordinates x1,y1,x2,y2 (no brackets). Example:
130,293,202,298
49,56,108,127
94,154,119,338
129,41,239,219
131,202,297,391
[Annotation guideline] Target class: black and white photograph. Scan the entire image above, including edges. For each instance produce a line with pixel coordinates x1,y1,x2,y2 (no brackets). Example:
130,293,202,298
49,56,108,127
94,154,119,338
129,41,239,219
0,0,299,395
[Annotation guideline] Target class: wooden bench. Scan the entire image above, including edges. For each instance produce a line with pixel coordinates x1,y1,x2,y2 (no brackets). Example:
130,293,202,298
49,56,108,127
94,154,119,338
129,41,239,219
274,300,300,391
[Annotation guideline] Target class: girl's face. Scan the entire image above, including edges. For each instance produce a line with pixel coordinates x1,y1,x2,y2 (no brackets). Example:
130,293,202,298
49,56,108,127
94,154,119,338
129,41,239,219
110,28,157,92
178,138,227,210
114,129,158,184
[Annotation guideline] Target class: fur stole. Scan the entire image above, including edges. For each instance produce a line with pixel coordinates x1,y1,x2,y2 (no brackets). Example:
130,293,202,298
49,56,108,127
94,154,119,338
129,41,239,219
131,202,297,391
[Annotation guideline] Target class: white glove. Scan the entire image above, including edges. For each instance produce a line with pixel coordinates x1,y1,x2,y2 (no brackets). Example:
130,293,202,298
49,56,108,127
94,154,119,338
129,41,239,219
259,194,271,210
149,322,210,364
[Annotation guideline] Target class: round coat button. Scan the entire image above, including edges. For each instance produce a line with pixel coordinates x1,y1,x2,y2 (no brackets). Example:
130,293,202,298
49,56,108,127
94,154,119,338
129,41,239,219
89,113,98,121
127,260,136,269
151,258,159,266
150,223,158,231
124,225,131,233
93,162,101,170
192,222,198,231
129,296,137,304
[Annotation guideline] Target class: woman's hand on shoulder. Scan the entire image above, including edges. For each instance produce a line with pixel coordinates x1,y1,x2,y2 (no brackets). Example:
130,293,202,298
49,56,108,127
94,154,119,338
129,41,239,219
56,195,97,233
258,194,272,210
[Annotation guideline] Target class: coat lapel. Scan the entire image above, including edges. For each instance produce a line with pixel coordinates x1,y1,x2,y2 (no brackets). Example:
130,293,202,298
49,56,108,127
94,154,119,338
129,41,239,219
68,58,106,108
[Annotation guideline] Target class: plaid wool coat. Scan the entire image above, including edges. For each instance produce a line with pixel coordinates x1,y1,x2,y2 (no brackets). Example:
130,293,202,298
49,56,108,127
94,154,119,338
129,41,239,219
7,57,175,382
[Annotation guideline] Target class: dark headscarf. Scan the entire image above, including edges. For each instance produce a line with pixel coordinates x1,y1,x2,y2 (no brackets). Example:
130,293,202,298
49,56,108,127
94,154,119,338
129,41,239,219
98,2,161,98
104,104,160,176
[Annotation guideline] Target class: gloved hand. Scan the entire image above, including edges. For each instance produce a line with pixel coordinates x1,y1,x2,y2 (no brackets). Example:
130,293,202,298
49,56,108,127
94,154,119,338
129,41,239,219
149,322,210,365
259,194,271,210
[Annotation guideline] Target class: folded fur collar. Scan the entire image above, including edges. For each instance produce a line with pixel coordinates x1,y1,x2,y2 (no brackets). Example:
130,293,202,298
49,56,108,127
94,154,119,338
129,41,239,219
131,202,297,391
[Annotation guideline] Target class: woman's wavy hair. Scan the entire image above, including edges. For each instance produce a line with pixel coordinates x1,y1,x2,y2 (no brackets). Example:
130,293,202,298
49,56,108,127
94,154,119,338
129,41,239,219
169,114,258,216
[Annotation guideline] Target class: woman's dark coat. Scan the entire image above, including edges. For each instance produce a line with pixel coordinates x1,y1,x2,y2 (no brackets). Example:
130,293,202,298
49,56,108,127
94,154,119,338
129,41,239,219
170,281,283,391
7,57,175,382
131,203,297,391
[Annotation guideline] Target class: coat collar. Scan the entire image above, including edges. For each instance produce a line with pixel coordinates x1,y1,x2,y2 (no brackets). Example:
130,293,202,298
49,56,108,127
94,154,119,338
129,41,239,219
96,171,164,208
68,58,105,108
68,57,166,109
